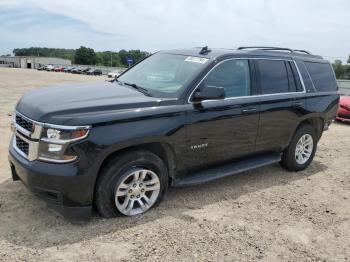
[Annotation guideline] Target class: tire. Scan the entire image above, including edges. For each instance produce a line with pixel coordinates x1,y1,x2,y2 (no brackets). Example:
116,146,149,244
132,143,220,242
280,124,317,171
95,150,168,218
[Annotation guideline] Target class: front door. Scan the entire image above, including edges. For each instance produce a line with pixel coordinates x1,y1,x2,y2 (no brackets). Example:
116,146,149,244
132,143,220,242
183,59,260,172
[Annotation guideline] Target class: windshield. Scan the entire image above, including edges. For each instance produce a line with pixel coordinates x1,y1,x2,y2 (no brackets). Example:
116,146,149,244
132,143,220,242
118,53,209,98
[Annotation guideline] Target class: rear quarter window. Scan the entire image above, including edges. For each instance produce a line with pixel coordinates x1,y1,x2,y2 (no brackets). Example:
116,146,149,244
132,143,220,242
304,62,337,92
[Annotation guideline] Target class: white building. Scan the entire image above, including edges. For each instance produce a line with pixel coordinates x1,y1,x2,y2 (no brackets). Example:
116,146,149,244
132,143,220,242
0,56,71,69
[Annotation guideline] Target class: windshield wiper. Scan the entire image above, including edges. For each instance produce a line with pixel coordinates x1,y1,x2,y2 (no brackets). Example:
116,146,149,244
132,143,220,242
114,78,123,85
123,82,153,97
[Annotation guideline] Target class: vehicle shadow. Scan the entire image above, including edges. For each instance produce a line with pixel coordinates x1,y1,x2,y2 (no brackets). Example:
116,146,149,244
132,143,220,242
0,160,328,249
334,120,350,126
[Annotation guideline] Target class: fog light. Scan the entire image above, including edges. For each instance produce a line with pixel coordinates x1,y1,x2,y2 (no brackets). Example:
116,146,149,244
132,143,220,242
48,144,63,152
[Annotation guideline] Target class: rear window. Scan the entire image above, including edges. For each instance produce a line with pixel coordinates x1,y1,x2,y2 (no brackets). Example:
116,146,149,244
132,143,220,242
257,60,289,94
304,62,337,91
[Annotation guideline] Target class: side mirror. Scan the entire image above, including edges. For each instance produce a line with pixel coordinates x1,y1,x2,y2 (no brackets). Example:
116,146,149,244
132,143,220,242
192,84,225,102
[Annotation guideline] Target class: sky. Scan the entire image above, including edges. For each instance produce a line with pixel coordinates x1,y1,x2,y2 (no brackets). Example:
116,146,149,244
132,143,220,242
0,0,349,62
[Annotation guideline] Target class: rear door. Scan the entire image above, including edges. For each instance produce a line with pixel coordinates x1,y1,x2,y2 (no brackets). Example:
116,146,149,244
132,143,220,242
183,59,260,172
255,59,305,152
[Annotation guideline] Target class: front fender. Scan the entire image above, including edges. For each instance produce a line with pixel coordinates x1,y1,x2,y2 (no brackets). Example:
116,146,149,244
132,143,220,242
69,112,187,204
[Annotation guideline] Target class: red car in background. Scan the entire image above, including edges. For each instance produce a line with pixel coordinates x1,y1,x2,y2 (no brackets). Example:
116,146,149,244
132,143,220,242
336,95,350,122
54,66,64,72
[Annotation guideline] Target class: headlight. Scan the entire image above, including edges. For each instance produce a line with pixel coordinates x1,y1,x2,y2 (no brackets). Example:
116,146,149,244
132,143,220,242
42,127,89,142
38,126,90,162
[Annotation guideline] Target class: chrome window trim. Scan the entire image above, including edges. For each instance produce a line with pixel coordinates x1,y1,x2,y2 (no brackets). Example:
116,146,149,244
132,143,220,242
292,60,307,92
188,57,306,104
302,62,317,91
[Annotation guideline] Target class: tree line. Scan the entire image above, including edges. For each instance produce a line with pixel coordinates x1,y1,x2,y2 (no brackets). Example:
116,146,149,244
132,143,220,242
12,47,350,78
13,46,150,67
332,59,350,80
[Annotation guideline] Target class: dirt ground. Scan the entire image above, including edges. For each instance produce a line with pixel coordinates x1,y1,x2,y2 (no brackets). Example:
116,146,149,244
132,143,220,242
0,68,349,262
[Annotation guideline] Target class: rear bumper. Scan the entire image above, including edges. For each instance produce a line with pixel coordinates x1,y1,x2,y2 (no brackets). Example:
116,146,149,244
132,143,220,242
8,145,93,221
336,110,350,122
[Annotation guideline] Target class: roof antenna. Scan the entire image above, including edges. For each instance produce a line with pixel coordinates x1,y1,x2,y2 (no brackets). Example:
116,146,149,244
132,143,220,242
199,46,211,55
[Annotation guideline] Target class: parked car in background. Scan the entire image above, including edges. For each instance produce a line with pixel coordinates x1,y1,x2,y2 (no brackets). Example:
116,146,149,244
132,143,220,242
54,66,64,72
71,68,82,74
87,69,102,75
107,70,121,78
45,65,54,71
64,66,74,73
9,46,339,220
336,94,350,122
81,68,91,74
37,66,47,71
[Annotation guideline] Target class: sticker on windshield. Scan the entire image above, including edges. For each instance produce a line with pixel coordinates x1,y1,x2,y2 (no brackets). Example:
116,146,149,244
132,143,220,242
185,56,208,64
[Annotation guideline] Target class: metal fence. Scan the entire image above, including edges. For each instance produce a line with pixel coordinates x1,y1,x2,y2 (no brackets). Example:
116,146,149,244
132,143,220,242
338,80,350,95
35,63,126,75
69,65,126,75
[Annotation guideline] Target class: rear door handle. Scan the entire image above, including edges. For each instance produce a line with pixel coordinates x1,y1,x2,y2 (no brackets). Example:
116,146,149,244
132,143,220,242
242,108,257,114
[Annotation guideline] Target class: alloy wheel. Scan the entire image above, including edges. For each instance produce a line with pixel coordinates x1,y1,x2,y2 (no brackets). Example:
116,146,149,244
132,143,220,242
295,134,314,165
115,169,160,216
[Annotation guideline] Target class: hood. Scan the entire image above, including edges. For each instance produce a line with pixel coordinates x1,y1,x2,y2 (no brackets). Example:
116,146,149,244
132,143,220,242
16,80,163,125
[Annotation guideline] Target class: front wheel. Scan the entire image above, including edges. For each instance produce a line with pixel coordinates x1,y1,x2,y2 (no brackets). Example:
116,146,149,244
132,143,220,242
280,124,317,171
95,150,168,217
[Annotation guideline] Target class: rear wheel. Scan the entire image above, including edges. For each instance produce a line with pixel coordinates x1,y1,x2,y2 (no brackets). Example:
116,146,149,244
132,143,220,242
280,124,317,171
95,150,168,217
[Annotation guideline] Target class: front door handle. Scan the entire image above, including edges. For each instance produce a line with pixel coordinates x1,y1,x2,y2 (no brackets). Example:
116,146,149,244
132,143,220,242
242,108,257,114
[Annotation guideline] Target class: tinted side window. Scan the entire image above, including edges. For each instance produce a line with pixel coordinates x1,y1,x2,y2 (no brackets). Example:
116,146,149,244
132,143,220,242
257,60,289,94
304,62,337,91
286,62,297,92
290,62,304,92
295,60,315,92
204,59,251,97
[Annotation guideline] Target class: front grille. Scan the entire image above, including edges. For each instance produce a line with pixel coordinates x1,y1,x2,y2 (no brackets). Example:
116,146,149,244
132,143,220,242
338,113,350,120
15,114,34,132
16,136,29,155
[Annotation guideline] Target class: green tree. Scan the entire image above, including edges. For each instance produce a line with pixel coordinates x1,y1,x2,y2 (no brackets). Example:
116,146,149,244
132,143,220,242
74,46,96,65
12,47,150,67
332,59,350,80
117,49,149,66
13,47,75,62
333,60,344,79
95,51,122,67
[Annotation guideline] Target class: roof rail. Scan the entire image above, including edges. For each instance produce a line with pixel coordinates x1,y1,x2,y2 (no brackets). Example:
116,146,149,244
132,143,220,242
237,46,311,54
293,49,311,54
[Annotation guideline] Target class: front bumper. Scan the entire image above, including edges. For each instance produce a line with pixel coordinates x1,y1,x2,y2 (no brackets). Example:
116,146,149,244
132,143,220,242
8,145,93,221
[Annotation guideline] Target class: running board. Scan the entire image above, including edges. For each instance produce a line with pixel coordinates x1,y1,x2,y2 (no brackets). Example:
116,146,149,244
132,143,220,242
173,153,281,187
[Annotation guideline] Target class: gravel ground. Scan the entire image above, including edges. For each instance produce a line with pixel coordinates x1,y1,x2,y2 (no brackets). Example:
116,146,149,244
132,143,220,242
0,68,349,262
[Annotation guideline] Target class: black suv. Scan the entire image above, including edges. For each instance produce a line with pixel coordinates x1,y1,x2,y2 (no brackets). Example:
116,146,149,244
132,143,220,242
9,46,339,220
